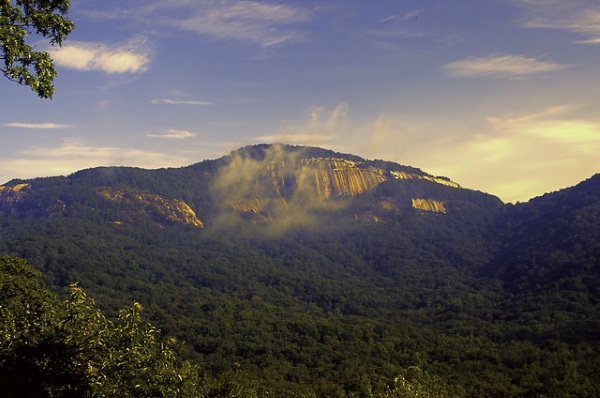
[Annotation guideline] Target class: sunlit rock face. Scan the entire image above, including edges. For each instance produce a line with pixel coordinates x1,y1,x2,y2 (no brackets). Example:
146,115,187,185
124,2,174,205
98,187,203,228
297,158,388,198
411,198,447,213
0,183,30,193
390,171,460,188
0,183,65,217
216,148,389,209
0,184,30,215
222,157,389,223
215,145,462,224
248,156,458,204
223,156,388,202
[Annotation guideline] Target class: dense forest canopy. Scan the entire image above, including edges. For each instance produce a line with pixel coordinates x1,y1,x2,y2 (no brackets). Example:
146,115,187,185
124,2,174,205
1,145,599,397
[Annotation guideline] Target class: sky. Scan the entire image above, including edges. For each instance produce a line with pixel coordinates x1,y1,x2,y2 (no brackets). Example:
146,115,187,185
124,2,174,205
2,0,600,203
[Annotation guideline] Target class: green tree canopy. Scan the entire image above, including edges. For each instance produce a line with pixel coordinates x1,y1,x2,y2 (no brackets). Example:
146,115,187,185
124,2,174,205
0,256,202,397
0,0,74,98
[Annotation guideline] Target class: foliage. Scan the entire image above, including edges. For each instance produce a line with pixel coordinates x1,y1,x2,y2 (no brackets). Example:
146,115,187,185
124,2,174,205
0,256,202,397
0,255,85,397
377,366,465,398
0,0,74,98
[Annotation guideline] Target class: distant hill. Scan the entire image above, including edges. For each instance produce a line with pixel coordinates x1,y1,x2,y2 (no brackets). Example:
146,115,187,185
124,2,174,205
0,144,598,397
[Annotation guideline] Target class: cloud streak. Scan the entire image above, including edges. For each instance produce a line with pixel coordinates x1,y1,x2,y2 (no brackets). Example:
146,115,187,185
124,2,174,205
50,37,150,74
514,0,600,44
371,9,428,39
0,141,193,183
5,123,73,129
151,99,211,105
443,54,570,78
147,129,197,139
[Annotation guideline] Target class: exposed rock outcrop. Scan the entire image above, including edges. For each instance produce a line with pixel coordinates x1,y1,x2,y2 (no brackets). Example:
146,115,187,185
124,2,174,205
0,183,30,205
217,148,461,223
411,198,447,213
98,187,203,228
390,171,460,188
297,158,387,198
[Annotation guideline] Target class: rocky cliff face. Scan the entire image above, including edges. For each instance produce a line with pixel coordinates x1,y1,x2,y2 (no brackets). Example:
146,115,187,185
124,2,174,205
295,158,387,198
0,184,30,214
390,170,460,188
254,157,459,200
0,182,203,227
0,183,65,217
216,146,462,222
97,187,204,228
411,198,447,213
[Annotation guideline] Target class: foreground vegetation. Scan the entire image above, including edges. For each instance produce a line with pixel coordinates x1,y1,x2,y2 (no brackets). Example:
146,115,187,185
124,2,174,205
1,256,464,397
1,211,599,397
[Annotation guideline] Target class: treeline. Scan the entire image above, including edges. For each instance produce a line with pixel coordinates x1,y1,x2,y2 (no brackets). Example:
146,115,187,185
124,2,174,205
1,209,599,396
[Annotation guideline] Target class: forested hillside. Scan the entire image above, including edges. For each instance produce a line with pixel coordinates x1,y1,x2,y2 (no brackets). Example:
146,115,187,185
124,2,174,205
1,144,599,397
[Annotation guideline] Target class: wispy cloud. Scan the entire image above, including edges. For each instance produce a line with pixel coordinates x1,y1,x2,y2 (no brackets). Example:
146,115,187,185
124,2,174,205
370,28,429,39
514,0,600,44
443,54,570,78
171,1,311,47
259,103,347,146
0,140,194,183
378,9,423,23
50,37,151,74
5,122,73,129
372,9,428,39
254,133,336,144
151,98,211,105
147,129,197,139
313,103,600,203
396,106,600,203
84,0,312,48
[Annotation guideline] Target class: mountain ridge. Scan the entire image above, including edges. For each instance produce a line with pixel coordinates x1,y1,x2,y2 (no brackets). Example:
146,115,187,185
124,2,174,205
0,143,501,228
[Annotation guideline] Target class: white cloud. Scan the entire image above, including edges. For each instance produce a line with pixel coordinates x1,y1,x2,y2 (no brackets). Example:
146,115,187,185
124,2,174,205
5,122,73,129
514,1,600,44
399,106,600,203
443,54,570,78
0,140,193,183
147,129,197,139
50,37,150,74
151,99,211,105
488,106,600,147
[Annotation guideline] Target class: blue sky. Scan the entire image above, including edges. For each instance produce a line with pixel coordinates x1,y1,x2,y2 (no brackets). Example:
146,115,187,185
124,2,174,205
2,0,600,203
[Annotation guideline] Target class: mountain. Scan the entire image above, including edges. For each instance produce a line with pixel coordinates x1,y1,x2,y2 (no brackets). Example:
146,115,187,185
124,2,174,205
0,143,501,227
0,144,598,397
